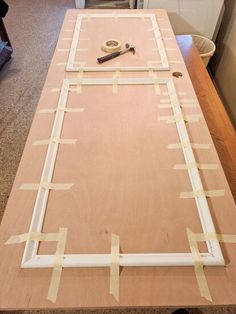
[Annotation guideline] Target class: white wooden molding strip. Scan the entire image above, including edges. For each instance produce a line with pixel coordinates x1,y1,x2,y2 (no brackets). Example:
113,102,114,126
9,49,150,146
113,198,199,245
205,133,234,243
167,78,224,263
67,15,82,69
21,80,71,264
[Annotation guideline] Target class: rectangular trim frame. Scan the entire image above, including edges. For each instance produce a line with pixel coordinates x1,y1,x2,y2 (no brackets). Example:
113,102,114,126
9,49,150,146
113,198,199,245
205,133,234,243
21,77,224,269
66,13,170,72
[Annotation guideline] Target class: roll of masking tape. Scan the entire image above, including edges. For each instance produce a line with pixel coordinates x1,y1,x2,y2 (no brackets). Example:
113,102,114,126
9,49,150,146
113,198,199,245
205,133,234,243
101,40,121,53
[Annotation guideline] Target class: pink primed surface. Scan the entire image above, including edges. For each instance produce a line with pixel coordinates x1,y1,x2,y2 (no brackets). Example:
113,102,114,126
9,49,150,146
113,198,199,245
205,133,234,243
75,17,163,68
0,9,236,310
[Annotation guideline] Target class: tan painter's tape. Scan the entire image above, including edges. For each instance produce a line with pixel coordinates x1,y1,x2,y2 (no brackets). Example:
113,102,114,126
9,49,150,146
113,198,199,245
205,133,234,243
112,76,119,94
33,138,77,146
110,233,120,302
158,103,197,108
153,78,161,95
51,88,60,93
39,107,84,114
57,48,69,52
85,14,91,21
59,107,84,113
20,182,73,191
56,62,67,66
69,61,86,73
187,228,212,302
173,162,218,170
162,92,186,96
158,113,202,124
180,189,225,199
168,142,210,150
189,232,236,244
47,228,67,303
5,232,60,245
69,86,82,94
147,60,162,70
115,62,120,75
160,99,171,104
77,48,88,52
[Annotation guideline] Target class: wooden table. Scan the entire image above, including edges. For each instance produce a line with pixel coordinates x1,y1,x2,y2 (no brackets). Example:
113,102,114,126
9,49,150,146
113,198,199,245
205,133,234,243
177,35,236,201
0,10,235,311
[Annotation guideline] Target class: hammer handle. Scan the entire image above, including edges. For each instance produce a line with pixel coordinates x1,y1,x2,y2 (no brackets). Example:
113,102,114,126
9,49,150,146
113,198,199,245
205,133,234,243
97,51,121,64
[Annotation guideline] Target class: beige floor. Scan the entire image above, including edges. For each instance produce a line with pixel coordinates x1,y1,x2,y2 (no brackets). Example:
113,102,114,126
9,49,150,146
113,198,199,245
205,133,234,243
0,1,235,313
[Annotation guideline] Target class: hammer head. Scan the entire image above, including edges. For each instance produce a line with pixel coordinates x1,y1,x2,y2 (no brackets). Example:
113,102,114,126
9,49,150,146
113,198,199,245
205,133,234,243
125,43,135,54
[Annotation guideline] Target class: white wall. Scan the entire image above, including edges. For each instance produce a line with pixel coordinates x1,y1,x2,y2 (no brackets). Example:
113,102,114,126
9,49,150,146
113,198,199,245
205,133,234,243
142,0,224,40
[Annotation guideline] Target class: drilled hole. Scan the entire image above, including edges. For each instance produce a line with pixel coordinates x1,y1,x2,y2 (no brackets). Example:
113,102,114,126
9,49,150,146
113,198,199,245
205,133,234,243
172,71,183,78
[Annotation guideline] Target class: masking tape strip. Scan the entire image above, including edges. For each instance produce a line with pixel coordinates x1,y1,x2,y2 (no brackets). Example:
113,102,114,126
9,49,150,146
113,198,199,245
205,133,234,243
77,48,88,52
69,86,82,94
33,138,77,146
153,78,161,95
180,189,225,199
110,233,120,302
160,99,171,104
69,61,86,68
158,103,197,108
113,13,118,21
20,182,73,190
5,232,60,245
147,61,162,70
115,62,120,74
39,108,84,113
112,76,118,94
189,231,236,244
187,228,212,302
85,14,91,21
168,142,210,150
147,27,159,32
51,88,60,93
47,228,67,303
173,162,218,170
158,113,202,124
56,62,66,66
160,99,197,105
57,48,69,52
162,92,186,96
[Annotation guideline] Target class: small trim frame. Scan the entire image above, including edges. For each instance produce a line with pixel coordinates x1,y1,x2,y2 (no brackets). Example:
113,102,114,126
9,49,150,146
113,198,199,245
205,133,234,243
21,77,224,269
66,13,170,72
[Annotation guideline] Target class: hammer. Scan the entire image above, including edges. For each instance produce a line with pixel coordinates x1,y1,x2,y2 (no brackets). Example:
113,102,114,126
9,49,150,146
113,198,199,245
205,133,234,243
97,43,135,64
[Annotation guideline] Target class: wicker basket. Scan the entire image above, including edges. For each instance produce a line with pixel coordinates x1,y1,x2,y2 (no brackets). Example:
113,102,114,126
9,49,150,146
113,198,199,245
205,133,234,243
191,34,216,67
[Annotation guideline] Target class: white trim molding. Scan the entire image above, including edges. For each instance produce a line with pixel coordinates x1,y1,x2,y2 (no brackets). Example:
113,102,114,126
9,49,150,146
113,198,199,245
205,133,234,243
21,77,224,269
